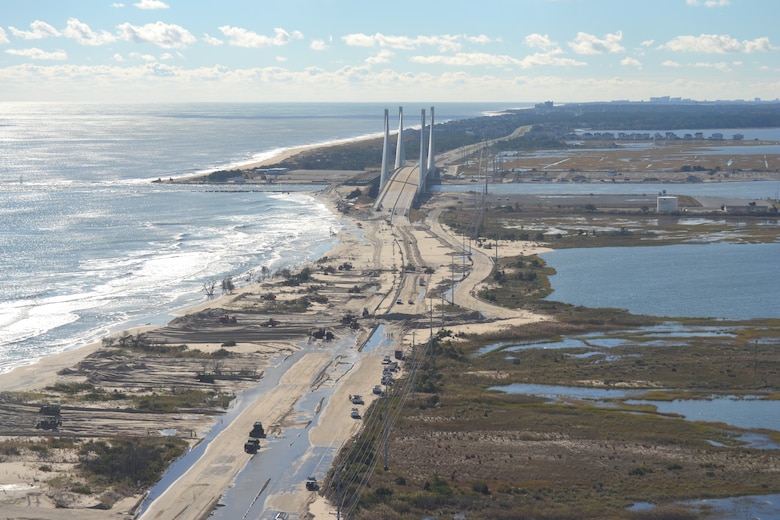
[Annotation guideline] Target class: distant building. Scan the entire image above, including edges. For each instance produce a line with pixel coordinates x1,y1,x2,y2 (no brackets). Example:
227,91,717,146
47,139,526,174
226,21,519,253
657,196,678,213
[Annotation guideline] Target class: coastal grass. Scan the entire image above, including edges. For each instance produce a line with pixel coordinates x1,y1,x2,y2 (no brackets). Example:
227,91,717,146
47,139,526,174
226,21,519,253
334,311,780,519
0,435,186,507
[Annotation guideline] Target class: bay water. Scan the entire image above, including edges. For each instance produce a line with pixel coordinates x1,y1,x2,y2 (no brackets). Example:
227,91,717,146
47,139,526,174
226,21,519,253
541,242,779,319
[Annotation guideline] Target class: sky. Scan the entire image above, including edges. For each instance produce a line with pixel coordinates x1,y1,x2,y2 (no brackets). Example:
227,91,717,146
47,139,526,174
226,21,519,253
1,0,778,104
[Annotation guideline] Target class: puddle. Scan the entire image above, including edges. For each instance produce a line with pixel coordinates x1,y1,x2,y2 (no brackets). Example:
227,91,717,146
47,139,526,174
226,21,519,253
362,324,396,353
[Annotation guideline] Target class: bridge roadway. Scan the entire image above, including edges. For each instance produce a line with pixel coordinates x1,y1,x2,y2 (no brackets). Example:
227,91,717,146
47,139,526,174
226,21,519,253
374,164,419,221
372,164,429,314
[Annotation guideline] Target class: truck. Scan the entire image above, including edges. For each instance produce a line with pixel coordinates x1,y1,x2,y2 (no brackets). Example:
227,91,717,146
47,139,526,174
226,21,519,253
249,421,266,438
305,477,319,491
244,438,260,454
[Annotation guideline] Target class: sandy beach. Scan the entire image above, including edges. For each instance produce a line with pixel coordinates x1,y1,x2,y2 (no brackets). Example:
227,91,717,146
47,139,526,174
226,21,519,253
0,138,552,520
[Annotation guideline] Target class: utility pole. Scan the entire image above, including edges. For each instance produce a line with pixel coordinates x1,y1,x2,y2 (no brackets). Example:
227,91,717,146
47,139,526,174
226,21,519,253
384,380,389,471
440,292,445,330
411,332,416,398
336,465,342,520
461,234,466,280
450,254,455,305
429,298,433,356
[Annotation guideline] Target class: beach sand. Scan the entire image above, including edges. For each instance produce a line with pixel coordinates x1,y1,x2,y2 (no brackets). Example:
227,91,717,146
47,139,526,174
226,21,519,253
0,147,551,519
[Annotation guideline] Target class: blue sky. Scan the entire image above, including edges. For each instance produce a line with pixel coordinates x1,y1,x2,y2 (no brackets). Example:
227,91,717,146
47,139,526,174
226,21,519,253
1,0,777,103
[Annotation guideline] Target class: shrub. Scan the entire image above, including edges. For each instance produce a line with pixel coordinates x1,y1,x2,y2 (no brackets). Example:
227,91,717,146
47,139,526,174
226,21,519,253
472,481,490,494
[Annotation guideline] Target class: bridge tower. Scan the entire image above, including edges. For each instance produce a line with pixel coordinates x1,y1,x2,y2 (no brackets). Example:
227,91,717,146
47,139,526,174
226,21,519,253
379,108,390,190
394,107,404,169
426,106,435,174
418,108,427,196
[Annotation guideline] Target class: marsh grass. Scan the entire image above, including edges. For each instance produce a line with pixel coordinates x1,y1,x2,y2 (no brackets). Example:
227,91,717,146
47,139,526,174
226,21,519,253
339,310,779,519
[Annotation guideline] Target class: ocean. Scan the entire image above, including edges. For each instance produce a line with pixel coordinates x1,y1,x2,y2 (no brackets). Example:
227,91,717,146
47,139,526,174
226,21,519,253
0,102,512,374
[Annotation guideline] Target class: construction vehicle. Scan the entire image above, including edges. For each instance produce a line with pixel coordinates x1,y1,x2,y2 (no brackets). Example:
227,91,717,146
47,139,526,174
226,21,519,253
35,416,62,430
36,402,62,430
244,438,260,454
250,421,266,438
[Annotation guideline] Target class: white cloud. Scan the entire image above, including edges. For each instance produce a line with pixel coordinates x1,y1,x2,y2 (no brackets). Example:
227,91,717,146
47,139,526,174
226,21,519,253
686,0,730,6
525,33,558,52
341,33,375,48
662,60,682,67
640,39,654,47
411,50,585,69
64,19,116,46
129,52,157,62
219,26,303,48
275,56,288,62
412,52,518,67
743,37,775,53
116,22,196,49
112,3,125,7
159,52,174,60
2,60,776,104
0,28,8,45
6,47,67,60
203,34,224,46
342,33,463,52
113,53,125,62
465,35,492,45
9,21,60,40
310,39,328,51
134,0,169,9
568,31,624,54
621,57,642,69
660,34,775,53
518,51,587,68
366,49,393,65
693,61,734,72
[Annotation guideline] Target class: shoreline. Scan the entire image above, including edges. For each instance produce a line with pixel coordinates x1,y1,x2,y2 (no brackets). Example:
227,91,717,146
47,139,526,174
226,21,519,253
0,141,553,517
171,131,384,184
0,181,361,517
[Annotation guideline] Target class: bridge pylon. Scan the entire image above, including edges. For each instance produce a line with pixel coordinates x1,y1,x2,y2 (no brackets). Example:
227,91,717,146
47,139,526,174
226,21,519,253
418,108,426,196
394,107,404,169
380,108,390,190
